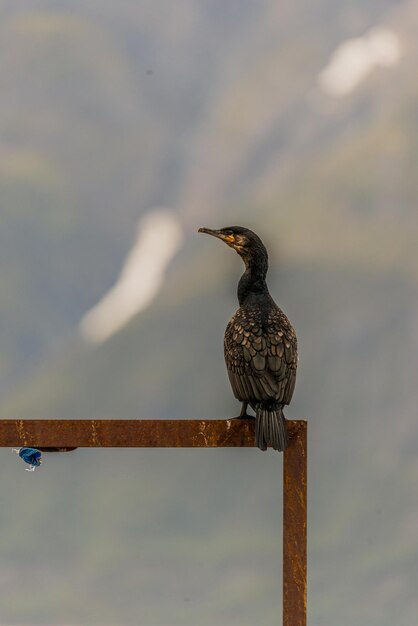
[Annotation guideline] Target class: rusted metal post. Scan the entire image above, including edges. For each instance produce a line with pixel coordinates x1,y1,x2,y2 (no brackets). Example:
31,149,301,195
283,420,307,626
0,418,307,623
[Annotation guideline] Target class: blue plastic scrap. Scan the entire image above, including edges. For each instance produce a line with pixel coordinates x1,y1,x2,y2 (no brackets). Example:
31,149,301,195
12,447,42,471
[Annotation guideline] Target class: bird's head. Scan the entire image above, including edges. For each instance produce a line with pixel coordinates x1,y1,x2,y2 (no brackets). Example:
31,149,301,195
198,225,268,265
198,225,264,253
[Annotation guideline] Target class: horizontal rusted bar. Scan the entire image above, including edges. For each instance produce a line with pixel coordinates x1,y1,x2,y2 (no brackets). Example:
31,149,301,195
283,420,307,626
0,419,304,448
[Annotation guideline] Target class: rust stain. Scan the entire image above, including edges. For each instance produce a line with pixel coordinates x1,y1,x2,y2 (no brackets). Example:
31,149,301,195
90,420,101,446
221,419,233,446
15,420,28,447
198,421,208,446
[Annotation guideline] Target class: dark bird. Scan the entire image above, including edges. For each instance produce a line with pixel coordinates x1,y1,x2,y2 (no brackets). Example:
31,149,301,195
198,226,297,451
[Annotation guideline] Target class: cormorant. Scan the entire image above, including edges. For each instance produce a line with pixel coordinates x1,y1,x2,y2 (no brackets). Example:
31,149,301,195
198,226,297,451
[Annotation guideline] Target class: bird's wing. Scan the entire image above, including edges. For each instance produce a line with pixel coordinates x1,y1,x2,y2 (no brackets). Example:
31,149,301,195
224,306,297,405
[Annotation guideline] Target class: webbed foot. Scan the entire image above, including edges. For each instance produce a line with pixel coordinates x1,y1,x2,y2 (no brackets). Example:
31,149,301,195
232,403,254,420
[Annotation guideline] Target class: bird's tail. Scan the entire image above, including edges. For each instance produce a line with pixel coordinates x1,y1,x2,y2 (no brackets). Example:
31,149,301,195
255,404,288,452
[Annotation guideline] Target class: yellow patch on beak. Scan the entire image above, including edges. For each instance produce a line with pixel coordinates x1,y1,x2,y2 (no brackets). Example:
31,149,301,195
224,234,235,244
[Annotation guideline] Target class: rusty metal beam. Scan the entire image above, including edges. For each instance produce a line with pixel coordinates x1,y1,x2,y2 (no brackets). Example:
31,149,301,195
1,417,307,624
0,418,303,449
283,420,307,626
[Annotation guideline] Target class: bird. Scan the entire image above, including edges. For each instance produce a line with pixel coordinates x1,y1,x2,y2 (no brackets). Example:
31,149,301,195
198,226,297,451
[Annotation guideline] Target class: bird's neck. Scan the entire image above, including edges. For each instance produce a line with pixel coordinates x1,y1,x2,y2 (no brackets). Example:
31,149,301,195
237,255,269,306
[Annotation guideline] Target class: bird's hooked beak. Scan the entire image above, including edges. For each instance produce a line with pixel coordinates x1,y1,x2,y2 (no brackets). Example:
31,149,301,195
198,227,235,246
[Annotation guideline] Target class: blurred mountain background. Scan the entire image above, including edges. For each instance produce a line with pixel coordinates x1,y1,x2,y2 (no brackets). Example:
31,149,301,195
1,0,418,624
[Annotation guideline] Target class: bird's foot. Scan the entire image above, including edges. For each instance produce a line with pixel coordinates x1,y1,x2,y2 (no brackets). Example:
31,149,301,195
232,413,254,420
232,403,254,420
25,466,36,472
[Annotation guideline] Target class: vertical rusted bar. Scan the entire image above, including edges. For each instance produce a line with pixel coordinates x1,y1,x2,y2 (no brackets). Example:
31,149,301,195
283,421,307,626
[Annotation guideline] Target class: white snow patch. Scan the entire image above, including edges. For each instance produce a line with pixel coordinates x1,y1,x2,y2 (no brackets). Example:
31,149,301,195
80,209,183,344
318,27,402,97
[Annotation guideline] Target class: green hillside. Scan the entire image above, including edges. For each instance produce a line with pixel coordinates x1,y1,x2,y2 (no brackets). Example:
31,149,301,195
0,0,400,390
2,1,418,625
